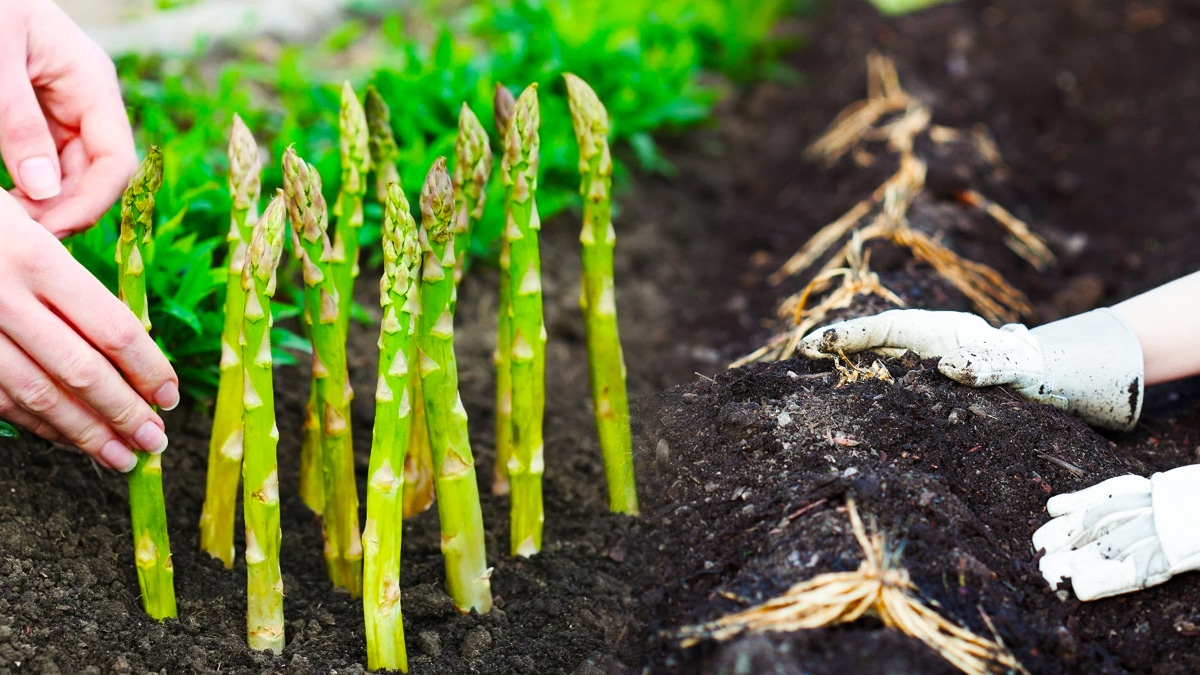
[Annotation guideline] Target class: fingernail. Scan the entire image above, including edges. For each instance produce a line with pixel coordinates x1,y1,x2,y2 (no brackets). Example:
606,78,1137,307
100,439,138,473
18,156,61,201
154,381,180,411
134,421,169,455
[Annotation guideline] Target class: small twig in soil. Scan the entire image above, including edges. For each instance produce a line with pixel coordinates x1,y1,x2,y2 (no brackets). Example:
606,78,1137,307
769,498,828,535
1033,450,1085,477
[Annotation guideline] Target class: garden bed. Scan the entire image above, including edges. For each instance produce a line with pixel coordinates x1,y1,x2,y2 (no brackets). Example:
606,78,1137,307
2,0,1199,673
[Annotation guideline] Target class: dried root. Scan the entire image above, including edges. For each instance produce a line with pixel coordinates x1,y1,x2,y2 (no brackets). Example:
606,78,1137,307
741,54,1054,366
675,500,1028,675
832,349,893,387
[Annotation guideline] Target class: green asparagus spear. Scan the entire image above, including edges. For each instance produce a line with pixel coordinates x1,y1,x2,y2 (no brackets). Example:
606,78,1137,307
492,83,517,497
241,193,288,653
298,391,324,515
200,114,262,567
363,182,420,671
283,147,363,595
333,80,372,333
564,74,639,515
417,158,493,613
366,85,435,518
299,82,373,517
365,85,400,202
502,84,547,557
116,146,177,620
401,397,435,519
451,103,492,285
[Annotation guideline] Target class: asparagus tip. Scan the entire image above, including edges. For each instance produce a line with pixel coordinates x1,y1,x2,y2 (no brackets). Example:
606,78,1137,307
419,157,454,242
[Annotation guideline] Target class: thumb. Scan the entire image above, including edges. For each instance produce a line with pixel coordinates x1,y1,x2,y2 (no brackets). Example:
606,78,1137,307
0,26,62,202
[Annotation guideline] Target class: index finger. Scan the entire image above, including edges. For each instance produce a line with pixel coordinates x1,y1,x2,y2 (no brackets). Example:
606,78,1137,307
33,241,179,410
799,309,996,360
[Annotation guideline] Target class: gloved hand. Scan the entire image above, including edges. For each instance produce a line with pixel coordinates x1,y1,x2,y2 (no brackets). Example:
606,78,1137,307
1032,465,1200,601
799,308,1144,431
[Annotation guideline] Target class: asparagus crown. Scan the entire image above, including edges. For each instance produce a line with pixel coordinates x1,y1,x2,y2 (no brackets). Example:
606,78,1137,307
365,85,398,167
502,84,540,195
339,81,372,199
493,83,517,147
247,192,287,289
121,145,164,242
453,103,492,222
381,182,420,309
229,114,262,212
564,74,613,179
419,158,455,245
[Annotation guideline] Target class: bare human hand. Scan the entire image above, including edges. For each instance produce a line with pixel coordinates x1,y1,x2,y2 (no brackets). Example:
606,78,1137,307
0,193,179,471
0,0,138,237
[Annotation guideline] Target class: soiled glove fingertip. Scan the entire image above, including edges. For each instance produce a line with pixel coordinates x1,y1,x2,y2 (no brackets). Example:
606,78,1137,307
937,352,984,386
799,327,840,359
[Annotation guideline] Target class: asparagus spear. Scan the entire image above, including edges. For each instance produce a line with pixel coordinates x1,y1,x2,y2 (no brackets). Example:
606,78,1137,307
365,85,400,202
363,182,420,671
366,85,435,519
298,391,324,515
116,146,176,620
451,103,493,284
417,158,493,613
200,114,262,567
333,80,372,333
299,82,373,516
502,84,546,557
283,147,364,595
564,74,639,515
402,395,435,519
491,83,517,497
241,193,288,653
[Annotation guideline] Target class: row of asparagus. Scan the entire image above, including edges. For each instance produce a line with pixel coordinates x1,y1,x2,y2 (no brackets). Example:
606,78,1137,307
110,74,636,670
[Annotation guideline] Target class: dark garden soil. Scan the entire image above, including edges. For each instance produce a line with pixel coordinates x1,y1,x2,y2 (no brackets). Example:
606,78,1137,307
3,0,1200,673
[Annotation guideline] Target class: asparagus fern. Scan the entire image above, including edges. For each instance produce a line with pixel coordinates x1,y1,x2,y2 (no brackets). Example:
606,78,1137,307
117,146,177,620
200,114,262,567
417,158,493,613
564,74,639,515
241,193,288,653
283,147,363,595
363,182,420,671
501,85,547,557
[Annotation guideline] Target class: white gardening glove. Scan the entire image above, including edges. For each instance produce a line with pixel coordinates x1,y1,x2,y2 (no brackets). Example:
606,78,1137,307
1032,465,1200,600
799,308,1144,431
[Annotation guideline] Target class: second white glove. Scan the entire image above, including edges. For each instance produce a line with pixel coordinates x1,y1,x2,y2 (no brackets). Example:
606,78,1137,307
1033,465,1200,601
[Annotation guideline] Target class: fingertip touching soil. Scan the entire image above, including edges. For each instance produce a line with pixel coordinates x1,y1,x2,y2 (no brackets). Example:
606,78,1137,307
2,0,1199,673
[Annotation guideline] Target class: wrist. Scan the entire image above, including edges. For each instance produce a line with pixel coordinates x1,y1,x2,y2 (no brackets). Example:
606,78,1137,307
1029,308,1144,431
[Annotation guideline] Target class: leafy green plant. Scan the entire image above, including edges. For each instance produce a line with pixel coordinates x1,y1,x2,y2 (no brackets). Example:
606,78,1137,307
43,0,803,405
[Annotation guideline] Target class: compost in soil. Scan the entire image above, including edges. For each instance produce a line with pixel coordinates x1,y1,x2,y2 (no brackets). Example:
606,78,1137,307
2,1,1199,673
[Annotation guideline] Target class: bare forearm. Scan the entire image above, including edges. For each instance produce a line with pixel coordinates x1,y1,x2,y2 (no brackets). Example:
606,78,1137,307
1111,271,1200,385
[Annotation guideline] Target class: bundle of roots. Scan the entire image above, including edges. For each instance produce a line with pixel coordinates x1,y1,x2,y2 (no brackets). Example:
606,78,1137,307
735,53,1054,367
676,499,1028,675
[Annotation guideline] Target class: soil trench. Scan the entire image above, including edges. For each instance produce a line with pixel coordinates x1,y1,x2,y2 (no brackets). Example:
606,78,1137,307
2,1,1200,673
